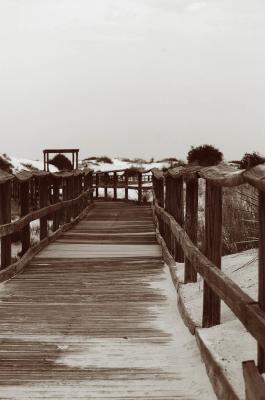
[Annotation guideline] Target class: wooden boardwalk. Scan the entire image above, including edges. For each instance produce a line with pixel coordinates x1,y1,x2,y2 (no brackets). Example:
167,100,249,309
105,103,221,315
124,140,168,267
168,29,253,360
0,202,215,399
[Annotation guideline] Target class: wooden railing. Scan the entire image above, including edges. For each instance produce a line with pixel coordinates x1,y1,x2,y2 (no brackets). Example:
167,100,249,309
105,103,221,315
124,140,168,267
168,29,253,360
93,168,152,203
152,163,265,396
0,168,94,282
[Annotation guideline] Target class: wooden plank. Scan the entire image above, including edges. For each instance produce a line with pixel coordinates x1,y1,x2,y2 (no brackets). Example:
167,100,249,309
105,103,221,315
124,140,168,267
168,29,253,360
170,176,184,263
258,190,265,372
243,164,265,191
199,164,244,187
203,182,222,328
138,172,142,204
39,177,49,240
243,360,265,400
20,181,30,255
0,182,12,269
154,203,265,341
0,201,215,399
184,176,198,283
0,170,13,184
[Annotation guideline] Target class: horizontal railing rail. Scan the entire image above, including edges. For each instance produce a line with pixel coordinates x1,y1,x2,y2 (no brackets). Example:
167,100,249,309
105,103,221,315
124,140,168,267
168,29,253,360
152,162,265,397
0,168,94,281
93,168,152,203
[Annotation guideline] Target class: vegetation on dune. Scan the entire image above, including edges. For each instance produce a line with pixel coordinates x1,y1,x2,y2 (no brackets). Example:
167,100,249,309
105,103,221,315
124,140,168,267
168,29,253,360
239,152,265,170
85,156,113,164
49,154,73,170
187,144,223,166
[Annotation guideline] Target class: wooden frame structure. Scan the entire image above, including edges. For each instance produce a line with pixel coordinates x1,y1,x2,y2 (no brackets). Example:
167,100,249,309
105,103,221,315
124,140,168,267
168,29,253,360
43,149,79,171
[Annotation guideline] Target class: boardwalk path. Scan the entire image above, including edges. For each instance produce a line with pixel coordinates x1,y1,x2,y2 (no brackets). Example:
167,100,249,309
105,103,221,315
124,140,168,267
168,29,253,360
0,202,216,399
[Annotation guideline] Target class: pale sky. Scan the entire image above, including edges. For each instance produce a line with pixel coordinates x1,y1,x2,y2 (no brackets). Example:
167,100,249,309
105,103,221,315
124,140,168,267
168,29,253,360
1,0,265,161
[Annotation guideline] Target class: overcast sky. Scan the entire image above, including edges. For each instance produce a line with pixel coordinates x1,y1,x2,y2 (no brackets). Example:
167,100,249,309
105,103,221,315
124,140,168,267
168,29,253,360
1,0,265,161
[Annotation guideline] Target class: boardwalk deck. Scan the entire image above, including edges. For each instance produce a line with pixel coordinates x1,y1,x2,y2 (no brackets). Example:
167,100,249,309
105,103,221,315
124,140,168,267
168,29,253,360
0,202,215,399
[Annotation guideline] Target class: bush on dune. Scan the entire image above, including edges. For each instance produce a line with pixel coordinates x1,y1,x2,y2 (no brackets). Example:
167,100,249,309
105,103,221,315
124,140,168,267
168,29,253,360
187,144,223,166
239,152,265,170
49,154,73,170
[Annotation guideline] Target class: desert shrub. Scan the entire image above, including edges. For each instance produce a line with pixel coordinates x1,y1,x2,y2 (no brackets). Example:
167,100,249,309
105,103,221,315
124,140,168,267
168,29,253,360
49,154,73,170
0,155,13,173
239,152,265,169
187,144,223,166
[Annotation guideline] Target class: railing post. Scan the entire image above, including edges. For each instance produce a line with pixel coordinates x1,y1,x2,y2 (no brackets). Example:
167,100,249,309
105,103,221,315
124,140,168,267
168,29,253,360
63,177,70,223
125,171,129,201
104,172,108,199
89,172,94,204
202,181,222,328
158,176,165,237
95,173,99,198
0,181,12,269
184,175,198,282
39,177,49,240
113,172,117,200
258,190,265,372
165,176,172,253
20,180,30,255
52,177,60,232
171,175,184,262
138,172,142,204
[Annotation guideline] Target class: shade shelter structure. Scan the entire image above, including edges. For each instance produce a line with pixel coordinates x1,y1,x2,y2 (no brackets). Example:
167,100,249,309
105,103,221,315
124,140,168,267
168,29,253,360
43,149,79,171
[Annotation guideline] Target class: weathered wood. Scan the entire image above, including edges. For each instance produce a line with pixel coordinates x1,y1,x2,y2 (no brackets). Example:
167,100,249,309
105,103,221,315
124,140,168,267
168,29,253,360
0,170,13,184
52,178,60,232
199,164,244,187
203,181,222,328
95,173,99,198
113,172,117,200
125,170,129,200
39,177,49,240
104,172,108,199
171,176,184,263
138,172,142,204
243,164,265,192
243,360,265,400
258,190,265,372
165,176,172,254
184,176,198,283
0,182,12,269
0,189,93,239
0,203,94,283
151,168,164,180
154,203,265,346
20,181,30,255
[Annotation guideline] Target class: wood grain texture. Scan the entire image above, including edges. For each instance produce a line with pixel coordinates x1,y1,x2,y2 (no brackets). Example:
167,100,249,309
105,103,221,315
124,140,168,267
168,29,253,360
0,201,213,399
154,202,265,352
243,360,265,400
199,164,244,187
258,190,265,372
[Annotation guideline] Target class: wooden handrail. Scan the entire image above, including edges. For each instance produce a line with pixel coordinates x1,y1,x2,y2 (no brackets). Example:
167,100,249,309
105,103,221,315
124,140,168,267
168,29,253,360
243,360,265,400
0,188,93,239
152,161,265,390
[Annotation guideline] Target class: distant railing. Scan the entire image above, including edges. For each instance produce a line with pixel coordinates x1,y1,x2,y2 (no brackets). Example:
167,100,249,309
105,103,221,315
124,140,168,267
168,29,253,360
0,168,94,281
152,163,265,397
92,169,152,204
